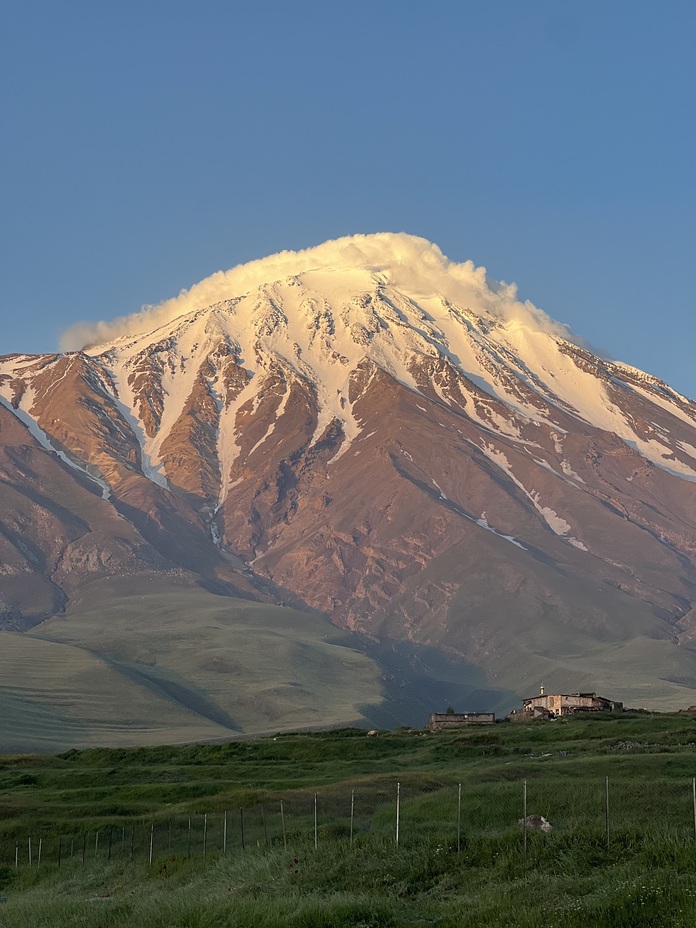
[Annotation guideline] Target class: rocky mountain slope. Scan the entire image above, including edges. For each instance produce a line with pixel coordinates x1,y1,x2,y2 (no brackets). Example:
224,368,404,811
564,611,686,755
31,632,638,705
2,233,696,732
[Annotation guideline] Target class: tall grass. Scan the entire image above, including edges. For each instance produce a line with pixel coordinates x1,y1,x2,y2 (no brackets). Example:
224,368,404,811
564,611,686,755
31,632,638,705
3,715,696,925
3,831,696,927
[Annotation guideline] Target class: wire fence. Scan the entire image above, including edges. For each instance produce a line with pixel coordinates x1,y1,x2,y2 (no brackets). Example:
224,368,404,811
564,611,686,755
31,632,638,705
3,776,696,871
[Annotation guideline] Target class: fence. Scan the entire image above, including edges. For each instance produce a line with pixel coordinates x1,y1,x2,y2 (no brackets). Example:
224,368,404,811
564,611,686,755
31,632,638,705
3,775,696,871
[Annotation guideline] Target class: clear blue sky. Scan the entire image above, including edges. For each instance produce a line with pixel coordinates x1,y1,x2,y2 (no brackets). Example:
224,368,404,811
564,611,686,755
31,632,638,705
2,1,695,397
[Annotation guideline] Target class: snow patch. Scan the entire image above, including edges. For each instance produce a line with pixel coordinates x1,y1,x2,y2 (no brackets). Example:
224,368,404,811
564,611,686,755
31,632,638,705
530,493,572,534
0,393,111,499
107,384,169,488
432,479,448,501
247,384,290,458
560,459,584,483
476,515,526,550
480,442,587,549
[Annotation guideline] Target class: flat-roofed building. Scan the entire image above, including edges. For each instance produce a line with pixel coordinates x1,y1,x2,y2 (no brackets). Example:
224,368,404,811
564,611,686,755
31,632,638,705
508,687,623,721
429,712,495,730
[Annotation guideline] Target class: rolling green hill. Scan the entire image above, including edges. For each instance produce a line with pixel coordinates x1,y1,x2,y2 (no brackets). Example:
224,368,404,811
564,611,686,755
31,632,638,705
2,575,525,754
1,580,384,752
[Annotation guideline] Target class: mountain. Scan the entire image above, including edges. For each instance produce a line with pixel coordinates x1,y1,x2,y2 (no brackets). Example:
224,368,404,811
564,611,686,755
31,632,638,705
1,233,696,748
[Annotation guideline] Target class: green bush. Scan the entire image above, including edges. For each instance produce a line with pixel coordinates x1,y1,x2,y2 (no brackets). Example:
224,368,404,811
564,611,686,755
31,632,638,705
0,864,15,890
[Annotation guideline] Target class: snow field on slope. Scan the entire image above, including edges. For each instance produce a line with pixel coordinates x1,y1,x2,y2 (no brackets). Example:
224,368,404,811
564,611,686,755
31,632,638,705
479,441,587,550
92,271,696,490
6,232,696,495
0,389,111,499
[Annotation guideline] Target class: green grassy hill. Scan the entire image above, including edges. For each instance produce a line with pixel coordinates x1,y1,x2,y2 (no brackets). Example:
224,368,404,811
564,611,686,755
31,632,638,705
1,577,524,753
1,582,386,752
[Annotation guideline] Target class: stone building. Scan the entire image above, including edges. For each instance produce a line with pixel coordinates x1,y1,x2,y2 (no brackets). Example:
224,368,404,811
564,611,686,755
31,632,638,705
508,687,623,721
429,712,495,730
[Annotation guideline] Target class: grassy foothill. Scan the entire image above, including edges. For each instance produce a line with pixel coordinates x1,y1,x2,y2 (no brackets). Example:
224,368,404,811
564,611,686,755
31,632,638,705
2,713,696,925
0,587,385,753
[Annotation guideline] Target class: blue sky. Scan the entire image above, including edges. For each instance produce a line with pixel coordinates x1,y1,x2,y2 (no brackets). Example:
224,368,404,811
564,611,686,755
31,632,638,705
2,1,695,397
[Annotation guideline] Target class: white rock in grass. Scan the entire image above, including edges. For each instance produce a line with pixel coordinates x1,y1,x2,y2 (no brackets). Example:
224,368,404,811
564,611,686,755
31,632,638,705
518,814,553,832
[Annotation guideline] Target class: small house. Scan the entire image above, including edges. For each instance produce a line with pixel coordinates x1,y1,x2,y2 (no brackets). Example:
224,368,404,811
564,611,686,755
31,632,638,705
508,687,623,721
429,712,495,730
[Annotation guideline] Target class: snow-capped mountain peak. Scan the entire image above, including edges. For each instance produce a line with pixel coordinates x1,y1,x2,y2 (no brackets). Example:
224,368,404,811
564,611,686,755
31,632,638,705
2,234,696,714
2,235,696,514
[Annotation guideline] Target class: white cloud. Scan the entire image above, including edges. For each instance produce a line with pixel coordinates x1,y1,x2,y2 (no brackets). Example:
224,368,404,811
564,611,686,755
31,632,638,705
60,232,579,350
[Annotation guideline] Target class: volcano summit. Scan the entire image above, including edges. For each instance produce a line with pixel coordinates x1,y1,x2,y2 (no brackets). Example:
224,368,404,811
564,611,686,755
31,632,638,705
1,234,696,749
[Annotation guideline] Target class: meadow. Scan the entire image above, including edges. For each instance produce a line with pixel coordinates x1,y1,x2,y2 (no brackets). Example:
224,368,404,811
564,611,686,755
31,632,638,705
0,586,385,753
2,713,696,926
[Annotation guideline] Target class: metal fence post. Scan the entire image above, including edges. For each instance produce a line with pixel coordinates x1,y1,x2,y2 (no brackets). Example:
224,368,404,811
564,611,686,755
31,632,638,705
395,782,401,848
350,789,355,848
314,793,318,849
37,838,42,868
523,779,528,854
187,818,191,859
149,823,154,866
692,778,696,842
457,783,462,853
223,810,228,855
203,814,208,858
280,801,287,849
28,837,32,868
605,776,610,850
240,807,245,851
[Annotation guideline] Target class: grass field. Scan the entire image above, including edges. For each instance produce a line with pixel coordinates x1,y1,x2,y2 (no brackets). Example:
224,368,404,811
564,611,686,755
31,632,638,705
0,583,385,752
2,713,696,925
1,579,537,755
0,633,232,753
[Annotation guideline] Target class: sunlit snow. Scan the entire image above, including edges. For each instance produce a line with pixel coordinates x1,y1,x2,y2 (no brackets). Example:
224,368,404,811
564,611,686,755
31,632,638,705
2,233,695,507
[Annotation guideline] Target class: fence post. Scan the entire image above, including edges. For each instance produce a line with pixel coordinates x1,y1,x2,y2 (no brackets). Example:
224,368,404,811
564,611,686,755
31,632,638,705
240,807,245,851
203,814,208,858
187,818,191,859
58,836,62,868
15,843,18,871
95,831,100,860
28,837,32,868
692,778,696,842
223,811,228,856
523,779,528,855
83,833,87,865
457,783,462,853
37,838,42,868
262,804,269,847
605,776,610,850
108,826,113,862
280,801,287,849
314,793,318,850
395,782,401,848
149,823,154,866
130,827,134,861
350,789,355,847
168,819,172,851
